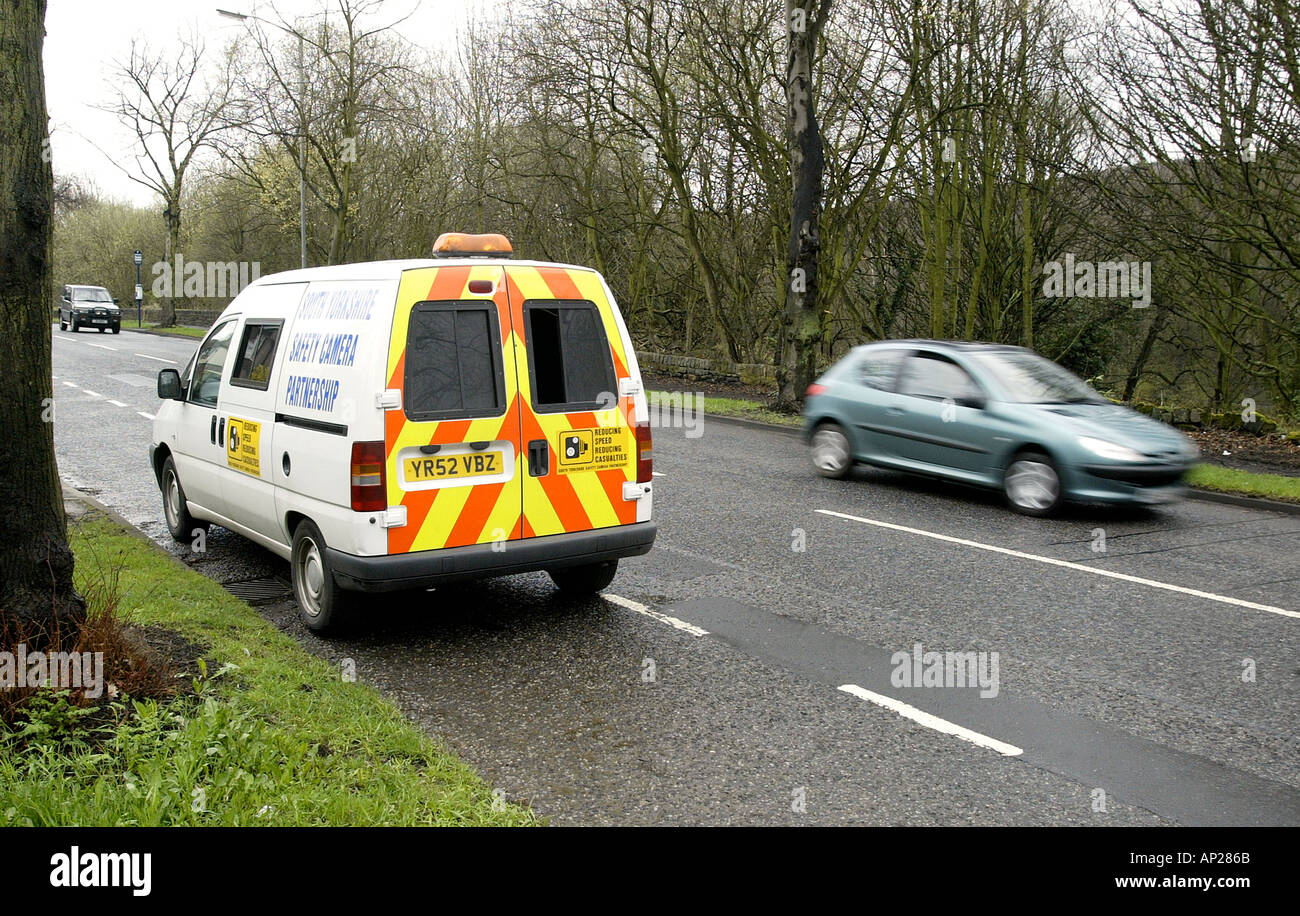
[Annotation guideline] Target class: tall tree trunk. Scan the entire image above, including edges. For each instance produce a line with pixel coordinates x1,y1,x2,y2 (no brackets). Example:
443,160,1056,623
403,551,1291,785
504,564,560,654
1122,300,1166,402
160,199,180,327
777,0,829,409
0,0,86,645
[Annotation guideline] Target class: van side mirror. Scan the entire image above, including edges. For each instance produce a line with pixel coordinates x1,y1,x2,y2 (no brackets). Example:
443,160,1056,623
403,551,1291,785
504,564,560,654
157,369,184,401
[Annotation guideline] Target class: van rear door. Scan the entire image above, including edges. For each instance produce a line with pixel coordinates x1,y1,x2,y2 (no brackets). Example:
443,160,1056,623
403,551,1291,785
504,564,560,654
384,264,524,554
504,265,638,539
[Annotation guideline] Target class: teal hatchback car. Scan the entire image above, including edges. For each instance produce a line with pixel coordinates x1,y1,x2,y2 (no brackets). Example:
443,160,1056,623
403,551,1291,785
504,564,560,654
802,341,1199,515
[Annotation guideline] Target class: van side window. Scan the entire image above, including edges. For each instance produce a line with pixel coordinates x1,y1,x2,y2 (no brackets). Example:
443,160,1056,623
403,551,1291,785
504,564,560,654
230,321,283,390
524,300,616,411
189,319,237,407
404,301,505,420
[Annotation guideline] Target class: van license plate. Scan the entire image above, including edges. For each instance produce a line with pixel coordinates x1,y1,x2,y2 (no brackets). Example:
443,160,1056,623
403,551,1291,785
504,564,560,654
404,451,502,481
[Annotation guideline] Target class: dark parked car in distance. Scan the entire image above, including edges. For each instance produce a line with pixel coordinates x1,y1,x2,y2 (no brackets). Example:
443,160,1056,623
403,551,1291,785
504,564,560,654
59,284,121,333
802,340,1200,516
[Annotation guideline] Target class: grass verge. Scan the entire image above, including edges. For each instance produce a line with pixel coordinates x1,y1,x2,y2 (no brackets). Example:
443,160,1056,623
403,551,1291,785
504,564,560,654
1186,464,1300,504
651,390,802,428
0,514,536,826
138,324,209,338
675,389,1300,503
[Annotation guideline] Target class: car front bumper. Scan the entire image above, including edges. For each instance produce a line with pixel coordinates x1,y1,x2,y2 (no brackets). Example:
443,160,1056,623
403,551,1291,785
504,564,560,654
1066,462,1192,505
327,522,658,592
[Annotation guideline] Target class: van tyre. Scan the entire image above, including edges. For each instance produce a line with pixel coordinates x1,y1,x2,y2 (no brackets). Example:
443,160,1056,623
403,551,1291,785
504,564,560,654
810,422,853,479
549,560,618,595
1004,450,1062,517
291,519,356,634
161,456,208,542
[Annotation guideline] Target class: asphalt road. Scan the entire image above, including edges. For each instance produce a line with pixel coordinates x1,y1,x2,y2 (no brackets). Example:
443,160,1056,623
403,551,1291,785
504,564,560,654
51,325,1300,825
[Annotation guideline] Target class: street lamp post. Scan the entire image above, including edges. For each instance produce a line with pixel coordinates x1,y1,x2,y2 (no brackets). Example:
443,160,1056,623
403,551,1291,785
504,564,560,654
133,248,143,327
217,7,308,270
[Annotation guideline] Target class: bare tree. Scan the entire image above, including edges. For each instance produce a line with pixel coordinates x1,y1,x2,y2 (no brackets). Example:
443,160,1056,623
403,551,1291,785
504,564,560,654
102,36,236,325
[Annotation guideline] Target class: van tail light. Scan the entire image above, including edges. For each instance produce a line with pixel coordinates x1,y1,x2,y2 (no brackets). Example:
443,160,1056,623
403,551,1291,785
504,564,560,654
806,383,828,397
351,441,387,512
635,422,653,483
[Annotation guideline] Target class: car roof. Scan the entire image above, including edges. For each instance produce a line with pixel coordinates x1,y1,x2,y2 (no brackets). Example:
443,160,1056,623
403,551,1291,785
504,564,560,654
853,339,1027,355
69,284,109,291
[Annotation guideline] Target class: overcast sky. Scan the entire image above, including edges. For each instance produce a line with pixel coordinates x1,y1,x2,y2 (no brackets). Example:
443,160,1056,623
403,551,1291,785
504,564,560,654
43,0,486,206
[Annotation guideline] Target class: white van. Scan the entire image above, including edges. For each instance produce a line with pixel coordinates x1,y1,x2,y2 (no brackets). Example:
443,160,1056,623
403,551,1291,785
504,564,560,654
150,234,656,633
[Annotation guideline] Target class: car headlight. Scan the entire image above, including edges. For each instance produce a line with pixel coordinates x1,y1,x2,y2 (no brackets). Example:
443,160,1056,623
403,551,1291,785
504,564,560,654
1078,436,1145,461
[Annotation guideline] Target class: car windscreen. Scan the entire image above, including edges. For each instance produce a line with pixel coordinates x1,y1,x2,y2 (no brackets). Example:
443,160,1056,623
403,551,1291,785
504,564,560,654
968,350,1104,404
74,288,113,303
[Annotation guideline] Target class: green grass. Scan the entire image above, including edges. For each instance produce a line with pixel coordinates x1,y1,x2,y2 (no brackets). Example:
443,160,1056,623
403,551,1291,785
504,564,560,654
651,390,802,428
0,515,537,826
1186,463,1300,504
138,324,209,338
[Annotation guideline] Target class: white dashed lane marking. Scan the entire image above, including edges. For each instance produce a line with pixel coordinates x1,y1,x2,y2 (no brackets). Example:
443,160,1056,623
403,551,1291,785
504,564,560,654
107,400,127,408
137,412,155,420
136,353,176,363
85,343,117,351
838,685,1024,757
604,594,709,637
818,508,1300,620
82,390,101,398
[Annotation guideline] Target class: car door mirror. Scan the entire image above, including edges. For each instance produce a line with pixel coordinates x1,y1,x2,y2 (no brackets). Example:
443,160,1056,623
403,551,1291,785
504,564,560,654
112,298,120,304
959,393,986,409
157,368,184,401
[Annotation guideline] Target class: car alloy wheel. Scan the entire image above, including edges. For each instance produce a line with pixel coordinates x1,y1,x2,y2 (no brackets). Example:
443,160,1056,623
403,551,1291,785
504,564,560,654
811,424,852,479
1004,453,1061,515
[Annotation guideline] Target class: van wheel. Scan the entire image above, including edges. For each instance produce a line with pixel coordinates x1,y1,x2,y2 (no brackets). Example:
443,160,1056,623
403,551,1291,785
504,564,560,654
810,422,853,479
291,520,355,635
161,456,208,542
549,560,618,594
1004,450,1062,517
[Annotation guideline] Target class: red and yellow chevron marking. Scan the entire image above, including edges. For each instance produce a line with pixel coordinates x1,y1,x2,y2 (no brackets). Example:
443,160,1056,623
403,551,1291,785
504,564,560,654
385,264,523,554
384,262,636,556
505,265,636,539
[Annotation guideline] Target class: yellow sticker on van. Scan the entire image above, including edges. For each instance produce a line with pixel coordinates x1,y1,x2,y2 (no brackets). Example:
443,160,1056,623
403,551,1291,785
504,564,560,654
226,417,261,475
556,428,629,474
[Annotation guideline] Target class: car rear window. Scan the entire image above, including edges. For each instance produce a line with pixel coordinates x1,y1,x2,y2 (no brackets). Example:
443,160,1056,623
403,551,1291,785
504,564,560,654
404,301,505,421
853,349,904,390
524,300,616,411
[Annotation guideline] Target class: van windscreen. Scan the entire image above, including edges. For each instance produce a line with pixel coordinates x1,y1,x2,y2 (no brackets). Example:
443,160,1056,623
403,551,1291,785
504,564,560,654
524,300,615,411
404,301,504,421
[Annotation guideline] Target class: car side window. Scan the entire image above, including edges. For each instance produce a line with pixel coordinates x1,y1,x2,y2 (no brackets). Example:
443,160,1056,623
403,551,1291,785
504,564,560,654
855,349,904,390
230,321,283,390
189,320,237,408
898,353,982,402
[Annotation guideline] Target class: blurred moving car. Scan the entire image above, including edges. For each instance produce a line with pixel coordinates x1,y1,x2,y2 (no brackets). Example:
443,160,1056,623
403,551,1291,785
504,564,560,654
59,284,121,333
802,340,1199,515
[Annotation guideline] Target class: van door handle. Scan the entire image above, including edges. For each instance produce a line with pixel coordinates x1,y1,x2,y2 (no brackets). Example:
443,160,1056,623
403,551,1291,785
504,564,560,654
210,415,217,444
527,439,549,477
218,416,226,448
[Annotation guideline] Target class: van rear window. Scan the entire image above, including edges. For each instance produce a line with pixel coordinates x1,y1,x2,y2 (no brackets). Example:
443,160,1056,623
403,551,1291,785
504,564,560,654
524,300,616,411
404,301,504,421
